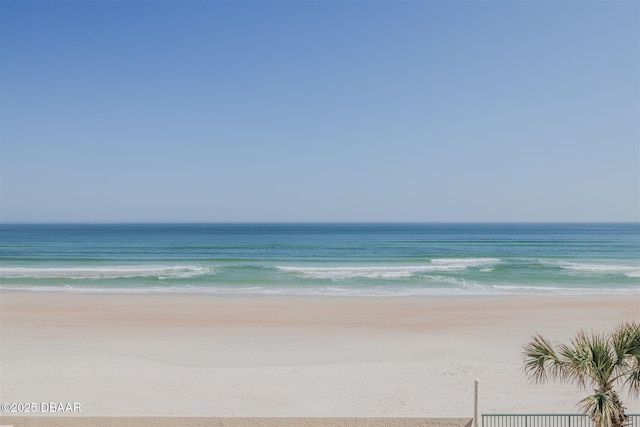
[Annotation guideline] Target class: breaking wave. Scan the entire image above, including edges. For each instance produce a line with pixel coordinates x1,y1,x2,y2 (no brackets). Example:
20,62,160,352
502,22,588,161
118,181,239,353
275,258,500,279
553,261,640,278
0,265,213,280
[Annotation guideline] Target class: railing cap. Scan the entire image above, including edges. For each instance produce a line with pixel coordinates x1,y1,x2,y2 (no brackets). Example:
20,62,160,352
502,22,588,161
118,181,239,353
482,414,640,416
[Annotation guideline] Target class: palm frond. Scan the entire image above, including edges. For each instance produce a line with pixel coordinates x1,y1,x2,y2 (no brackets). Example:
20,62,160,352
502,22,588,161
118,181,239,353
621,361,640,398
578,389,628,427
611,321,640,355
558,330,614,389
611,321,640,397
523,334,566,384
588,331,616,387
558,336,590,388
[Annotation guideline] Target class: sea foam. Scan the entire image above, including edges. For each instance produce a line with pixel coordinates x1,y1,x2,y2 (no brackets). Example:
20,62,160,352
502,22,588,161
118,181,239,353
0,265,212,280
276,258,500,280
554,261,640,278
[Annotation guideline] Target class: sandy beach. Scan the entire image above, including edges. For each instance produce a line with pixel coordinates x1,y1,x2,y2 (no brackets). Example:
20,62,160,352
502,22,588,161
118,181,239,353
1,293,639,418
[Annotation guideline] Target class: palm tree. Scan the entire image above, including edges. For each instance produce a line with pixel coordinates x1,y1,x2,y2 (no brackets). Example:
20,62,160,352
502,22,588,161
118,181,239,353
522,320,640,427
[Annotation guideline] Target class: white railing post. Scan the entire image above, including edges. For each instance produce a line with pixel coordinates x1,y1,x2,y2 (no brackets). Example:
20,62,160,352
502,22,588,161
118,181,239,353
474,379,479,427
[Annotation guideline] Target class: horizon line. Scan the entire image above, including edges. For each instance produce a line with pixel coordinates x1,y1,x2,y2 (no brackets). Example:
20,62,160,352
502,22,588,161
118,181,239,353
1,221,638,225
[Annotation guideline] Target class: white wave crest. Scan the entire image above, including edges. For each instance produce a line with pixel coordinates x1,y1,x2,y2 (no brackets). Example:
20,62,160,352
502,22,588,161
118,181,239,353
430,258,500,268
275,265,474,279
554,261,640,278
275,266,428,279
275,259,499,280
0,265,213,280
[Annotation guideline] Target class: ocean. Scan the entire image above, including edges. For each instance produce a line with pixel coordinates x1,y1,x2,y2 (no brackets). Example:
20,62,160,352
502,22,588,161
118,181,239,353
0,223,638,296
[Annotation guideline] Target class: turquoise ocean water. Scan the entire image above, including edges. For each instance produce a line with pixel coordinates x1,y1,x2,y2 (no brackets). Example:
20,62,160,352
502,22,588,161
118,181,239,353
0,223,638,296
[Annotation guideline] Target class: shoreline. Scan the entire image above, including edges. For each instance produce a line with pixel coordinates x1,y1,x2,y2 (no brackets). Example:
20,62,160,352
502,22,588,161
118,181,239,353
2,293,639,417
2,287,638,297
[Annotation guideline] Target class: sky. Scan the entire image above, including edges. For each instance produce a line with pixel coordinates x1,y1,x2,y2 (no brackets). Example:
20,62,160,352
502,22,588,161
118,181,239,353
0,1,638,223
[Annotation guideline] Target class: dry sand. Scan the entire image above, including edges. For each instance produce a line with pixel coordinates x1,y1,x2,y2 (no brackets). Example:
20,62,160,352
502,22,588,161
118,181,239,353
1,293,639,417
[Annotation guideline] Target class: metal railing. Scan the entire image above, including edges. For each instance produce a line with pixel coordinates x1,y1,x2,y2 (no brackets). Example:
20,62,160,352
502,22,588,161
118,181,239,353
482,414,640,427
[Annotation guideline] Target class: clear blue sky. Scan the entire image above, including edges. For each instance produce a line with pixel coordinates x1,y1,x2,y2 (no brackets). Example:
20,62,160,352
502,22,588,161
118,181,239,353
1,1,638,222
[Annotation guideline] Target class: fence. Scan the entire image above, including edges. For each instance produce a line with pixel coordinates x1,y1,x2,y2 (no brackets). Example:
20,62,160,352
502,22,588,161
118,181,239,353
482,414,640,427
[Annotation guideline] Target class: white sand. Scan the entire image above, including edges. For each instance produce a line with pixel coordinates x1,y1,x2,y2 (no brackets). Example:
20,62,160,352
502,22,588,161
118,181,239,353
1,293,639,417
